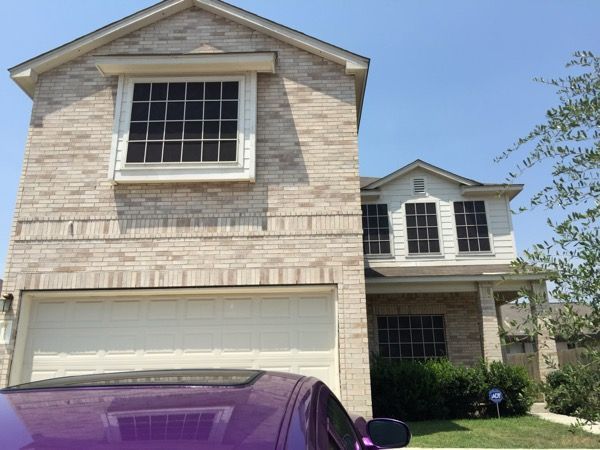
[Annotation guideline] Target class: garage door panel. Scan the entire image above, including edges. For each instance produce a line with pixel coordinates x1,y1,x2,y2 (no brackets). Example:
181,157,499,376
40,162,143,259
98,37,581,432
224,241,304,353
15,289,339,394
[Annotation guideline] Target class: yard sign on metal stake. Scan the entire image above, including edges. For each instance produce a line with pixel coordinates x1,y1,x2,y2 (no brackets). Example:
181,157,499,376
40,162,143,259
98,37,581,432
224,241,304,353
488,388,503,418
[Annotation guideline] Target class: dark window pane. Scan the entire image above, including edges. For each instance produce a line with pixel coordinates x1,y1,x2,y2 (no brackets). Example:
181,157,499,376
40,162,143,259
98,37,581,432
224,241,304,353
426,203,436,214
417,216,427,227
165,121,183,140
380,241,391,254
469,238,479,250
429,241,440,253
147,121,165,140
424,344,435,357
363,242,369,254
221,101,238,119
466,214,476,225
222,81,239,99
151,83,168,100
478,225,489,236
428,227,439,239
423,329,434,341
434,329,445,342
427,214,437,226
410,316,422,328
464,202,475,213
368,216,378,228
133,83,151,101
205,82,221,99
406,216,416,227
130,102,149,121
400,344,412,357
405,203,415,214
435,343,447,356
454,202,464,213
432,316,444,328
377,204,387,214
168,83,186,100
418,241,429,253
408,241,418,254
129,122,147,141
187,82,204,100
377,316,388,329
415,203,425,214
378,330,388,343
379,345,390,357
480,239,491,251
399,329,411,342
202,142,218,161
204,101,220,120
367,204,378,215
184,121,203,140
388,345,399,358
182,142,202,162
467,226,478,238
369,242,380,254
388,329,399,343
458,239,469,252
456,214,466,225
145,142,163,162
185,102,203,120
220,120,237,139
457,227,467,238
379,215,389,228
166,102,185,120
422,316,433,328
407,228,417,240
417,228,428,240
220,141,237,161
163,141,182,162
126,142,145,163
203,121,220,140
398,316,410,328
149,102,166,120
476,214,487,225
412,344,424,357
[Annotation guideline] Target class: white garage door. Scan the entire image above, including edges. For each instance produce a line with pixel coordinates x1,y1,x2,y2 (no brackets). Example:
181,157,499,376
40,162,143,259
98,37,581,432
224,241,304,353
12,288,339,393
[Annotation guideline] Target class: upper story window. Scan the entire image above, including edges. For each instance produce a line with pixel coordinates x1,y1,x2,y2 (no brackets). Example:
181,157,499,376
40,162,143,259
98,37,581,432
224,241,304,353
453,201,491,252
405,202,440,254
362,204,391,255
126,81,239,164
108,73,257,184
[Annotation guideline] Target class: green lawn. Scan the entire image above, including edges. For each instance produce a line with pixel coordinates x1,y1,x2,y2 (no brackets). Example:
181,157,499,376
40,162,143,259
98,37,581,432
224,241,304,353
407,416,600,448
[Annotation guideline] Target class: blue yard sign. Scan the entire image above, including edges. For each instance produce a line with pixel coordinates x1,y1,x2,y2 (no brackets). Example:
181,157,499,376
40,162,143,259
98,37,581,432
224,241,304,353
488,388,504,418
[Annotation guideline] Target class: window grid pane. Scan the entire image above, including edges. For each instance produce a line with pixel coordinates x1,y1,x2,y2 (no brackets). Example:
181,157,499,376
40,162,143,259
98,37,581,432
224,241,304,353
454,201,491,252
377,314,447,361
126,81,239,164
405,202,440,254
362,204,391,255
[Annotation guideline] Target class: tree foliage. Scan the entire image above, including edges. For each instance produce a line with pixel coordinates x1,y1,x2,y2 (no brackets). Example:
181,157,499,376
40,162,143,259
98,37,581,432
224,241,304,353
496,51,599,421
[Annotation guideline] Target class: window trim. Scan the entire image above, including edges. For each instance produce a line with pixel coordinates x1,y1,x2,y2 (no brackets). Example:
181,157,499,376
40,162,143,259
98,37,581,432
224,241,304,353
362,203,394,258
403,200,444,257
452,199,495,255
108,73,257,184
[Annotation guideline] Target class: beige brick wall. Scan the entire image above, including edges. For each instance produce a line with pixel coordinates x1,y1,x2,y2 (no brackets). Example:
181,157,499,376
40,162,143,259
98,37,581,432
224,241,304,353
367,292,484,365
1,7,371,416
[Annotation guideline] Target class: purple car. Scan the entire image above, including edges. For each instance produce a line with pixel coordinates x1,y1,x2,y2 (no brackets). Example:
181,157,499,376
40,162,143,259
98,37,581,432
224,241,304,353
0,369,410,449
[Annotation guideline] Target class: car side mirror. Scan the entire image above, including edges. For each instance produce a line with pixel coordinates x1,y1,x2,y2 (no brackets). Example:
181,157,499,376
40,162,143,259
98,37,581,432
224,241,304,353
363,418,411,449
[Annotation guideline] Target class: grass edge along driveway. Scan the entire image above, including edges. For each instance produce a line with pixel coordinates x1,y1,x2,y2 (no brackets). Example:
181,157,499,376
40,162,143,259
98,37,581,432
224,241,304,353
408,415,600,448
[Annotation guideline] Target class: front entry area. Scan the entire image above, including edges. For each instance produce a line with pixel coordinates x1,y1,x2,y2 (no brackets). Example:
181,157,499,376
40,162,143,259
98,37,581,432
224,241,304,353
10,286,339,394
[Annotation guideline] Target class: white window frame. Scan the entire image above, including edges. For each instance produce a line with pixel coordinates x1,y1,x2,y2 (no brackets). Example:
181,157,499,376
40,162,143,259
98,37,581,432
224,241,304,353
108,73,257,183
452,199,495,256
362,203,394,258
403,199,444,258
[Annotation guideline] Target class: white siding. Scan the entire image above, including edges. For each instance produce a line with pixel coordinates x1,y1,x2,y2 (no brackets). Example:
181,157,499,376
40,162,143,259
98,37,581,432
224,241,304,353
365,168,517,267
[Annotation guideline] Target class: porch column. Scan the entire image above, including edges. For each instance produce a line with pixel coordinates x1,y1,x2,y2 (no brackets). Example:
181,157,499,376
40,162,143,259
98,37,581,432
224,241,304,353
477,282,503,361
531,281,559,380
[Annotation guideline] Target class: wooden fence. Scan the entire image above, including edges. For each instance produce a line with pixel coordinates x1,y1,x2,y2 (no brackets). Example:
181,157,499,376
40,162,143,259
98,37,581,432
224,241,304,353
505,348,587,381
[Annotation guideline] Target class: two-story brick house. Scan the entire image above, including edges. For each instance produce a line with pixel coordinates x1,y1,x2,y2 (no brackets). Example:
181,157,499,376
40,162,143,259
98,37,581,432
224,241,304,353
1,0,556,418
2,0,371,416
361,160,557,376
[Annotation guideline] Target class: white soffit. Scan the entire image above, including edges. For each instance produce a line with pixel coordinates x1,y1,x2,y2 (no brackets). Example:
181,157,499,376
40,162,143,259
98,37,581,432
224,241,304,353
8,0,369,123
95,52,277,76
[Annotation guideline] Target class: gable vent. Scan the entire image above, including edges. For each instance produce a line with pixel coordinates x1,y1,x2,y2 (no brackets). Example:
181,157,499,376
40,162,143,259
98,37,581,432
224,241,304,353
413,178,426,194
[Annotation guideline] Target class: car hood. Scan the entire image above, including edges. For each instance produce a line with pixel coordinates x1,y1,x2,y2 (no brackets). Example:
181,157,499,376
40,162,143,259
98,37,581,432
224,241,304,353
0,374,299,450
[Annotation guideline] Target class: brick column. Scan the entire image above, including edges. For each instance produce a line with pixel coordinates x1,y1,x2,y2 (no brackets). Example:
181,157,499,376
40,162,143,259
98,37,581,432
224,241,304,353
477,283,503,362
531,281,558,380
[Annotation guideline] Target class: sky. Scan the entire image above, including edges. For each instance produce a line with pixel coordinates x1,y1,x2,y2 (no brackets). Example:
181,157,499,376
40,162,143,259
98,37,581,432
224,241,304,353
1,0,599,275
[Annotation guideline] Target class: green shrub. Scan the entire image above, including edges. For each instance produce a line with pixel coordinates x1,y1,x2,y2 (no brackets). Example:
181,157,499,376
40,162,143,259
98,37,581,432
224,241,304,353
480,360,536,417
370,357,536,421
545,355,600,422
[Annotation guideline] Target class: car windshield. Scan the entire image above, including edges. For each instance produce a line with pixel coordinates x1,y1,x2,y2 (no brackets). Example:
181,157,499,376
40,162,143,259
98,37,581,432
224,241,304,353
1,369,263,390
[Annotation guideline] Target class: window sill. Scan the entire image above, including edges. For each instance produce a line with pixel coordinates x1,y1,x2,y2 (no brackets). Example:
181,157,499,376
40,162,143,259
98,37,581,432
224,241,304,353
113,166,255,184
365,254,394,260
456,252,496,257
405,253,445,259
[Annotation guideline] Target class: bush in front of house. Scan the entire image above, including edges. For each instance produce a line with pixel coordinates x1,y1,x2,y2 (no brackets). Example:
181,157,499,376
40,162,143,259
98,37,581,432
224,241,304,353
370,357,536,421
479,360,536,417
545,355,600,422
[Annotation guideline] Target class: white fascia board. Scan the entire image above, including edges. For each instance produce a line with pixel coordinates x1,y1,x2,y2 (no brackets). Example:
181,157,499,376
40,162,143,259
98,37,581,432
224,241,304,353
95,52,277,76
461,185,524,200
360,191,380,201
366,272,547,285
10,0,192,98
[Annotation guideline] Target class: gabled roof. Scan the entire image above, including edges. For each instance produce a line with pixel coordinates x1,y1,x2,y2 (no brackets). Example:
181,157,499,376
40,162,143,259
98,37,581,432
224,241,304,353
361,159,523,199
8,0,369,124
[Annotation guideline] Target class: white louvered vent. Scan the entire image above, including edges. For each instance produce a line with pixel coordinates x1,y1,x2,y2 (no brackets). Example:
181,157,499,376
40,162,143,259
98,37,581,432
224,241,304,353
413,177,426,194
